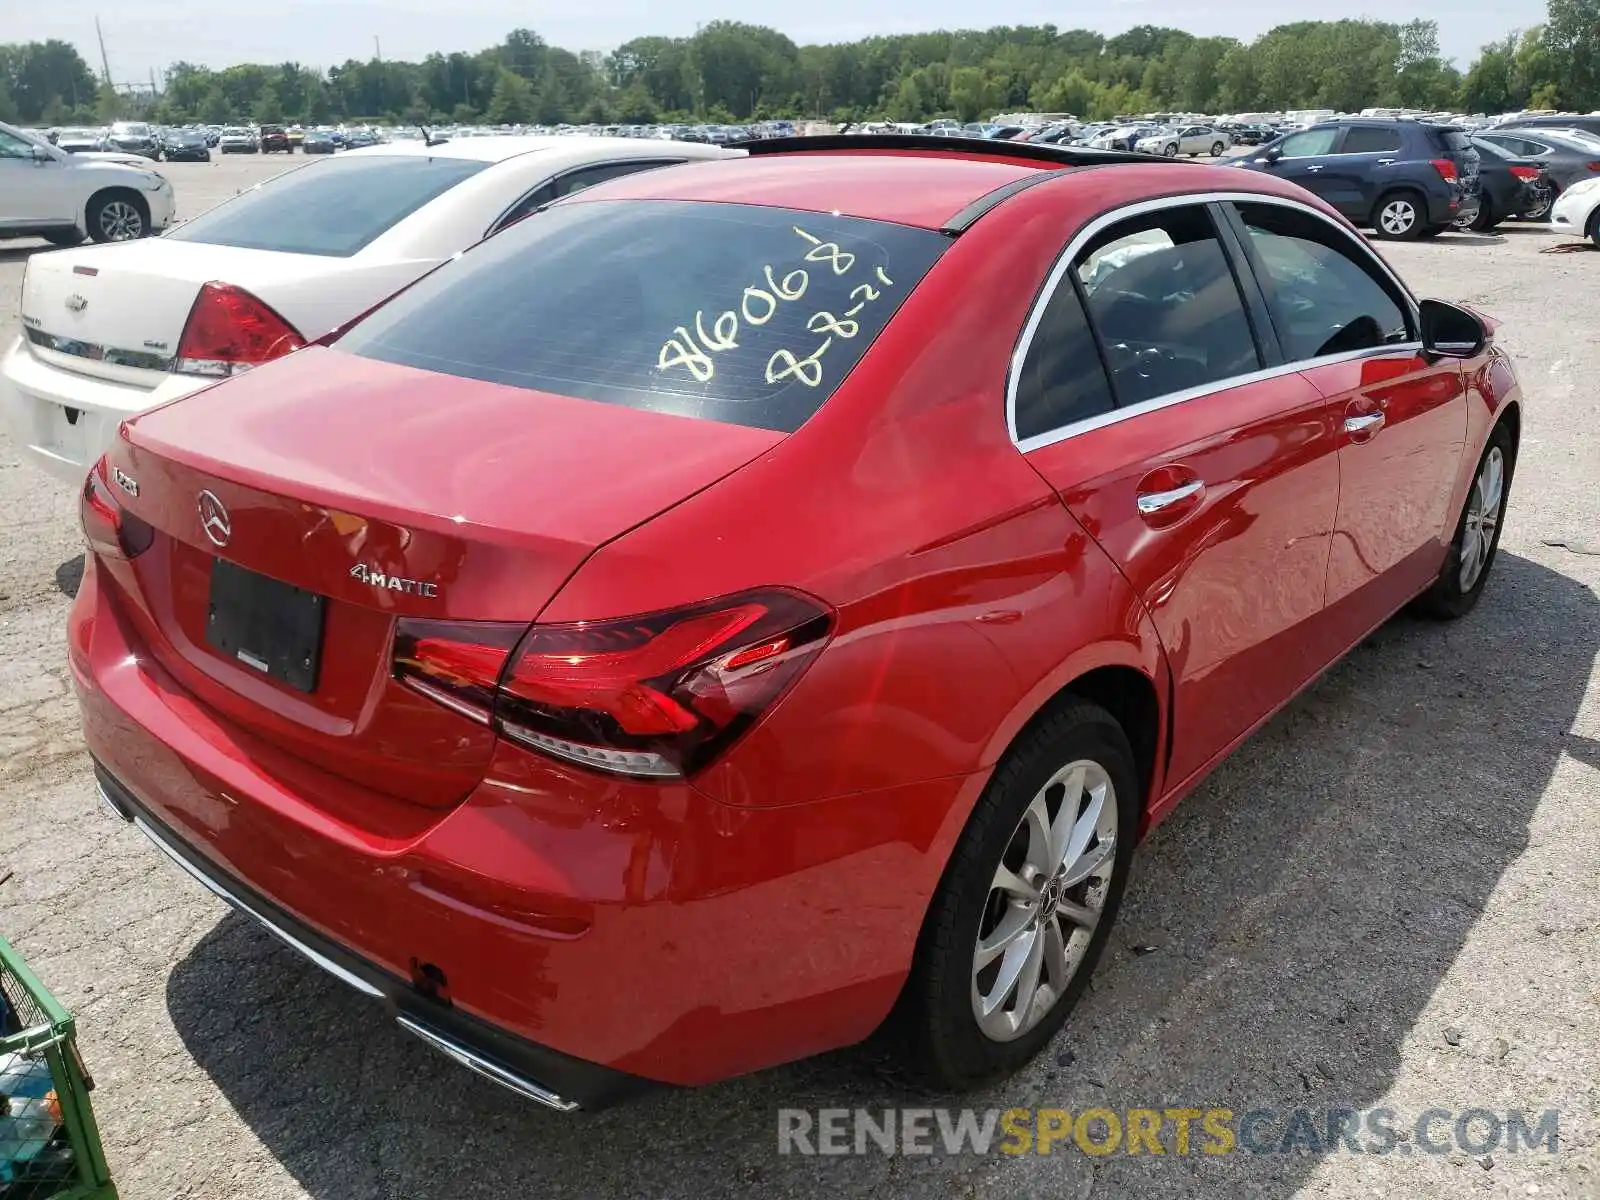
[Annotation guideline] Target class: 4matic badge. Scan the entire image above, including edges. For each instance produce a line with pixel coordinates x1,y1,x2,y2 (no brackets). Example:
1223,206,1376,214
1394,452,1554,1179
349,563,439,598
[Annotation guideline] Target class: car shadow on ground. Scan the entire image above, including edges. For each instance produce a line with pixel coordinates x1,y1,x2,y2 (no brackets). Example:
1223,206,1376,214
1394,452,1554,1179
55,554,84,599
165,551,1594,1200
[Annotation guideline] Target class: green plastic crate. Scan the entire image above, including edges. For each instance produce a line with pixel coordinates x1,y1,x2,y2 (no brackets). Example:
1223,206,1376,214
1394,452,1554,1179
0,934,115,1200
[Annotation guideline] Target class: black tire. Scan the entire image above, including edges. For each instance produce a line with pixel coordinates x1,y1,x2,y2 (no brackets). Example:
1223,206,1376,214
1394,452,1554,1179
1521,185,1556,222
1210,141,1225,156
42,229,84,248
1461,197,1498,233
1587,207,1600,248
1414,421,1515,620
1372,190,1425,240
1162,143,1178,157
889,699,1140,1090
86,190,149,243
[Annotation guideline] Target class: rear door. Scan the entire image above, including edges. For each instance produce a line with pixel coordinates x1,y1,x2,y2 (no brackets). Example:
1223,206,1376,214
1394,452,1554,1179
1019,200,1347,786
1222,199,1468,645
1324,124,1405,217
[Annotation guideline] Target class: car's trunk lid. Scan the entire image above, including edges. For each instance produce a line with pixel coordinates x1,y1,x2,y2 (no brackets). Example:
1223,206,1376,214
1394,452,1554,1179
107,347,782,807
19,239,350,389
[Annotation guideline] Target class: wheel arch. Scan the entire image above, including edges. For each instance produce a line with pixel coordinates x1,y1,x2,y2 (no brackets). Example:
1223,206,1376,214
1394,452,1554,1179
81,185,150,234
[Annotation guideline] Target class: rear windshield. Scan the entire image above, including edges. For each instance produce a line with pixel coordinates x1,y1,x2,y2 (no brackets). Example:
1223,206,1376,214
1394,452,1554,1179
165,155,487,257
338,200,949,433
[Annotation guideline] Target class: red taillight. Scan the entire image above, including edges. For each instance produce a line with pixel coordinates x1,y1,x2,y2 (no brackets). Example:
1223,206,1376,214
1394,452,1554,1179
1430,158,1458,184
394,590,833,779
174,282,305,377
80,456,153,559
1587,162,1600,172
1509,165,1541,181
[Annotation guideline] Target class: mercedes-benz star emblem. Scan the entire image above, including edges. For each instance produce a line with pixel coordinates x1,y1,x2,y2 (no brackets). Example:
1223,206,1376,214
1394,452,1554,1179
197,490,231,548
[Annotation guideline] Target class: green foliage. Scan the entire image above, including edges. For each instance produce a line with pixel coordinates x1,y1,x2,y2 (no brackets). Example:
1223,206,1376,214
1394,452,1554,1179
0,6,1594,128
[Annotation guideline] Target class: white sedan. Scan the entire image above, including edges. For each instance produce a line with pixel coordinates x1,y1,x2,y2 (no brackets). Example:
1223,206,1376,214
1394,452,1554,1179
0,121,176,246
1550,176,1600,245
2,136,738,483
1134,125,1230,158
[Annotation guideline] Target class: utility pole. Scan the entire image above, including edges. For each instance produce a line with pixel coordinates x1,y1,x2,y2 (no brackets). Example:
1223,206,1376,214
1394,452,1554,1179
374,36,382,62
94,16,113,88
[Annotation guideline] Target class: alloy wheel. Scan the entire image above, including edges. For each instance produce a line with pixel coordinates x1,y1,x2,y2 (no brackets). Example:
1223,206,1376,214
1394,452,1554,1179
1379,200,1417,236
99,201,144,240
1459,445,1505,591
971,760,1117,1042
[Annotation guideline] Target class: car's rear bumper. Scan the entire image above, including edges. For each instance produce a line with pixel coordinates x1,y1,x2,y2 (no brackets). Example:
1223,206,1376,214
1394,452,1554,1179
69,553,977,1094
92,762,648,1111
0,335,207,483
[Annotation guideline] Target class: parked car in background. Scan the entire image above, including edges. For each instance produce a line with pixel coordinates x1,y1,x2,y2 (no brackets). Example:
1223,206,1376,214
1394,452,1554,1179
287,125,306,151
1,136,737,482
1234,119,1480,239
300,130,337,155
102,121,160,158
1499,114,1600,139
1137,124,1229,157
218,127,259,154
73,137,1519,1110
1228,123,1275,146
1473,127,1600,215
1091,124,1159,151
1459,137,1550,229
158,129,212,163
258,124,292,153
1550,175,1600,244
0,120,174,246
54,127,106,154
344,128,382,149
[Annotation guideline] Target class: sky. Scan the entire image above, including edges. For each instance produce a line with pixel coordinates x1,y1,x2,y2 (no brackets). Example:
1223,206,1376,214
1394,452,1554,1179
13,0,1551,89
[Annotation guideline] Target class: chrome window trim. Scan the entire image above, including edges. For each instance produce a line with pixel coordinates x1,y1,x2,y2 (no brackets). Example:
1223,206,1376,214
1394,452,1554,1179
1013,342,1423,454
1006,190,1422,450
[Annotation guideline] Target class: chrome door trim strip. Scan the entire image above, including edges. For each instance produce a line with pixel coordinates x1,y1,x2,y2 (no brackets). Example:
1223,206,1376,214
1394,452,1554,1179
1013,341,1423,455
1006,190,1423,451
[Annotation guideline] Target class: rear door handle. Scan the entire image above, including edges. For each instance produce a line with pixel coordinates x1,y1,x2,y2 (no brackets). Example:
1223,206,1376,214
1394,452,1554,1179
1377,158,1395,165
1136,480,1204,513
1305,164,1324,172
1343,412,1385,435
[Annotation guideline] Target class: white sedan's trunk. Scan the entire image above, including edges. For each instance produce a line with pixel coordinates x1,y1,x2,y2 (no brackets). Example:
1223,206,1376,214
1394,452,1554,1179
20,239,436,388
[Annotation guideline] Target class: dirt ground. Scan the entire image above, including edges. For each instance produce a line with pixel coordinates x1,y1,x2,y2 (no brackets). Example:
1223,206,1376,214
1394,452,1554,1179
1,154,1597,1200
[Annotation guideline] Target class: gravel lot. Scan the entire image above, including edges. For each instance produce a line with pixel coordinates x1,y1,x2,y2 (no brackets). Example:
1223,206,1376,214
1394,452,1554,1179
1,155,1597,1200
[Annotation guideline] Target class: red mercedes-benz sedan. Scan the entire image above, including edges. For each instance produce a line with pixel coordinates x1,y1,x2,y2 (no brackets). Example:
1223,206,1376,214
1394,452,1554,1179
71,136,1520,1110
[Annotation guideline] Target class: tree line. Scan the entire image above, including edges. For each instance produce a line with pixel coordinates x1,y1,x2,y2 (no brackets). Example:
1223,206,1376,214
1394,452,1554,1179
2,3,1597,131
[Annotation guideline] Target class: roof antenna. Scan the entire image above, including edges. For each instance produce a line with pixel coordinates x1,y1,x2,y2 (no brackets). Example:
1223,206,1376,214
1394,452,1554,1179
420,124,448,147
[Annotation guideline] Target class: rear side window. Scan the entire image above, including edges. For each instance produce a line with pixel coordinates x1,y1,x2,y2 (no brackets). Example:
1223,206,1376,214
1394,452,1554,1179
1072,205,1260,407
1340,126,1402,154
1233,202,1413,361
165,155,488,257
1437,130,1473,151
1013,279,1115,440
340,200,948,433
